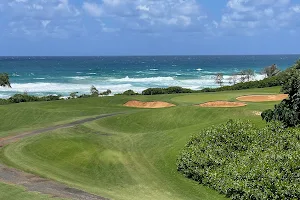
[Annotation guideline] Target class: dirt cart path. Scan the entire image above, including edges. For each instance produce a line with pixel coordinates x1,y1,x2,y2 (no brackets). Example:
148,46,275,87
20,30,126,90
0,112,124,200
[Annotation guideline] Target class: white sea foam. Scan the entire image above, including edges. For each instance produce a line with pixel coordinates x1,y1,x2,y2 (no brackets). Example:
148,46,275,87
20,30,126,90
33,78,46,80
0,72,267,98
196,68,203,71
149,69,158,71
0,94,10,99
0,82,146,95
110,76,175,83
67,76,91,80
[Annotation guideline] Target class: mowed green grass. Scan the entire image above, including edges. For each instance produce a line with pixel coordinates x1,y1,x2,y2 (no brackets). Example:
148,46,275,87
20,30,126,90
0,87,284,200
0,96,134,137
0,182,64,200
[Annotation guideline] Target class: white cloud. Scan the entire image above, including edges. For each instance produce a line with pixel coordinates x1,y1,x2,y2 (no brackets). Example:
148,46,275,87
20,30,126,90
2,0,81,38
220,0,300,35
82,2,102,17
82,0,207,32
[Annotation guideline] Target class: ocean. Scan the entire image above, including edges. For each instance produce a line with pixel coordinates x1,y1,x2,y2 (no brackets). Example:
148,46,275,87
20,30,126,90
0,55,299,98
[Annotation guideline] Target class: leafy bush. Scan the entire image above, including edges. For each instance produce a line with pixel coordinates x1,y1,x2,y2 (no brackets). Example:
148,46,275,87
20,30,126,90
122,90,139,95
262,60,300,127
142,86,193,95
2,94,61,104
9,94,40,103
177,120,300,200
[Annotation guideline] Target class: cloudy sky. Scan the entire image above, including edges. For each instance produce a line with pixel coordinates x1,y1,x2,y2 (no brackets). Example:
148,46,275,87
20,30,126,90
1,0,300,55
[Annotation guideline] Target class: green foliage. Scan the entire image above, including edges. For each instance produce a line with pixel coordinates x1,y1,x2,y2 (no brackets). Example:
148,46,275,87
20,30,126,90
142,86,193,95
177,120,300,200
69,92,79,99
9,94,40,103
262,60,300,127
262,64,281,77
100,89,112,96
202,75,284,92
5,94,61,104
90,85,99,97
122,90,139,95
0,73,11,88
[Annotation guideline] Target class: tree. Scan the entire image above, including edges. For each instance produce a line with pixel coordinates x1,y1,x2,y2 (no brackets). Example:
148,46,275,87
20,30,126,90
239,70,246,83
69,92,78,99
0,73,11,88
90,85,99,97
262,60,300,127
262,64,281,77
228,73,239,85
215,73,224,86
243,69,255,82
122,90,138,95
100,89,112,96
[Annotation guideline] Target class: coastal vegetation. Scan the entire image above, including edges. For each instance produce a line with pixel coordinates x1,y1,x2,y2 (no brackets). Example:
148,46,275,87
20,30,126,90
177,120,300,200
0,73,11,88
177,60,300,200
262,60,300,127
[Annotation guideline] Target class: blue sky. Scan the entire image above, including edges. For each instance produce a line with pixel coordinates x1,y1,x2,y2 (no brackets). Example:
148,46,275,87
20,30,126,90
1,0,300,56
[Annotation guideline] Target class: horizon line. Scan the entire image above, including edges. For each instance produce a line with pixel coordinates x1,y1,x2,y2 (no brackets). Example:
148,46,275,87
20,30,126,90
1,53,300,57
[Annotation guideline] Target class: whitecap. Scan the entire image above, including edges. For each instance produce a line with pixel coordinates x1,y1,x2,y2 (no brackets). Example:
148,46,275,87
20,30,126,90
109,76,175,83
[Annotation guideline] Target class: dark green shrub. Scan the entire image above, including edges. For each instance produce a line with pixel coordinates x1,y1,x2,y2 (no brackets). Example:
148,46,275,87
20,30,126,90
122,90,139,95
177,120,300,200
39,95,61,101
0,99,9,105
9,94,39,103
142,86,193,95
262,60,300,127
142,88,165,95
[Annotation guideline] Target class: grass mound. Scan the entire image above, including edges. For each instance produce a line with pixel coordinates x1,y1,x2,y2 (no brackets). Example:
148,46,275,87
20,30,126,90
177,120,300,200
197,101,246,108
124,100,175,108
236,94,288,102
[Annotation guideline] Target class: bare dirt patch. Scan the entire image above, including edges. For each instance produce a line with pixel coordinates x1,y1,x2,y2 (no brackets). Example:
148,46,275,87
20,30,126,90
124,100,175,108
236,94,288,102
197,101,247,108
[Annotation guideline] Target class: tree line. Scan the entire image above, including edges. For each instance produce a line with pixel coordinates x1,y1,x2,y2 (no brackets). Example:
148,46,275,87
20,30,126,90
214,64,280,86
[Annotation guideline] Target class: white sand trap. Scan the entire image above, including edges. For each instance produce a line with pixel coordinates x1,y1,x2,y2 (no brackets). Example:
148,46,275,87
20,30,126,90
236,94,288,102
124,100,176,108
197,101,247,108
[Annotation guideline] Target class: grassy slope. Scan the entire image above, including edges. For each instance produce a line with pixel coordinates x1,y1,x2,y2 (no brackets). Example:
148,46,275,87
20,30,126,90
0,87,283,200
0,96,134,137
0,182,63,200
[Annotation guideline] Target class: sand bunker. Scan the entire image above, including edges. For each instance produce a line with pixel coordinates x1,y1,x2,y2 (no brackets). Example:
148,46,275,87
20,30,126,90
198,101,247,108
124,100,176,108
236,94,288,102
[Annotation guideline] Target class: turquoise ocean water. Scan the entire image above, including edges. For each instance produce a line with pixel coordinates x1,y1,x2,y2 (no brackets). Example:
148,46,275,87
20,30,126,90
0,55,299,98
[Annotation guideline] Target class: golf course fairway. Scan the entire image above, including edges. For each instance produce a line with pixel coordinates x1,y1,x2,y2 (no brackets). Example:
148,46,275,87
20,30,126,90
0,87,283,200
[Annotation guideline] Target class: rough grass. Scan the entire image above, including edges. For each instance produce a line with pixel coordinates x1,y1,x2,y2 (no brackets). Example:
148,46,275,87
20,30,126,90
0,87,284,200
